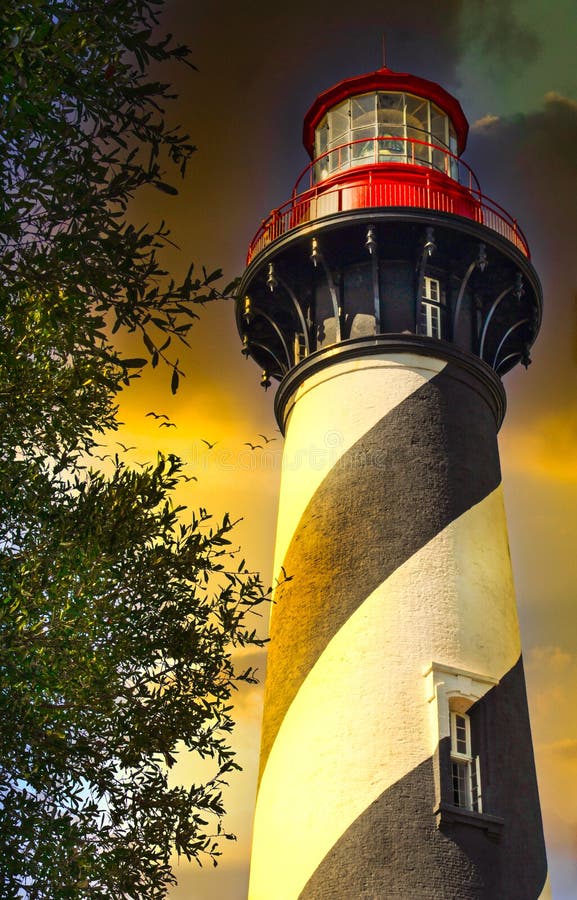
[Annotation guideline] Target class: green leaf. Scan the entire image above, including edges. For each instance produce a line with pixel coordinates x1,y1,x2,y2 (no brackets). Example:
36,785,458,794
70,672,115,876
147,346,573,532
121,358,148,368
153,181,178,196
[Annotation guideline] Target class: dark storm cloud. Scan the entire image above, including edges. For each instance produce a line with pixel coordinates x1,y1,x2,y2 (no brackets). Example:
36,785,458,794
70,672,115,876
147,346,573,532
459,0,542,71
465,92,577,424
469,91,577,253
171,0,543,104
166,0,544,207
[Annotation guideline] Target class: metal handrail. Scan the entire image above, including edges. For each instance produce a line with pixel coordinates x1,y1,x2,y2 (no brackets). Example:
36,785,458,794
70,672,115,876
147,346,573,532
247,149,530,264
291,135,482,196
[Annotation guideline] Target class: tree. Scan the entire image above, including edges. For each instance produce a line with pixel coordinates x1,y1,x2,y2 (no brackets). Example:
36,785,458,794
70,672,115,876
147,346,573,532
0,1,268,896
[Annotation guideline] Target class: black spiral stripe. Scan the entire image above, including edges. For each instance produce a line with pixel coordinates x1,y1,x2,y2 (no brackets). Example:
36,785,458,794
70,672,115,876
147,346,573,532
298,657,547,900
259,362,501,782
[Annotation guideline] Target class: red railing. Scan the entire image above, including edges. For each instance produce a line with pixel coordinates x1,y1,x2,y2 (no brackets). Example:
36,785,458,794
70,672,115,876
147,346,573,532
247,137,529,263
292,135,482,195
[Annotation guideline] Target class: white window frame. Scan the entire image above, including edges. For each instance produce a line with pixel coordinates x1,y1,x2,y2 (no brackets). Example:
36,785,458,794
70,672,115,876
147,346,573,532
423,275,440,302
450,711,482,813
424,662,497,818
450,710,471,758
421,276,443,339
421,301,442,338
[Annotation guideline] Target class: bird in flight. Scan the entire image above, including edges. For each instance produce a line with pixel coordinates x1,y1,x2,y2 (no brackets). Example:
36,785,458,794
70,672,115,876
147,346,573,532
116,441,136,452
244,442,263,451
145,411,169,420
257,433,277,444
277,565,293,584
159,421,176,428
201,439,218,449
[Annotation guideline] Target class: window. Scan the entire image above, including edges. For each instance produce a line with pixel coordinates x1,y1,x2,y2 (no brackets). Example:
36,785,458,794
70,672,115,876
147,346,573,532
420,276,443,339
450,711,482,813
423,275,440,302
424,662,503,837
421,303,441,339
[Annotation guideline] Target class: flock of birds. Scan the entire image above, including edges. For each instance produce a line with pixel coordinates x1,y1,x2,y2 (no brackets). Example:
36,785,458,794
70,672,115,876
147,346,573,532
145,411,176,428
146,412,279,452
201,433,278,451
91,413,280,471
243,434,277,451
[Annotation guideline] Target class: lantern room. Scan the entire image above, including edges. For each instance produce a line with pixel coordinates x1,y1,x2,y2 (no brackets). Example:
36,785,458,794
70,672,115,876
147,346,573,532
302,68,468,185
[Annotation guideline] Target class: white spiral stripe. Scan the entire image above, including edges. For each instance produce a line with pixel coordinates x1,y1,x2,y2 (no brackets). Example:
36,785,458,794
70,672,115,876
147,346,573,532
273,353,446,581
249,486,521,900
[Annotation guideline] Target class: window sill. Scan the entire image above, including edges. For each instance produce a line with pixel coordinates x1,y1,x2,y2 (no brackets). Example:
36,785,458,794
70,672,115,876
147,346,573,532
435,802,504,841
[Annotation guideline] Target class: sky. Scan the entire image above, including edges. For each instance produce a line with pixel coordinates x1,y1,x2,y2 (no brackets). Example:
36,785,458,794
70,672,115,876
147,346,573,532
109,1,577,896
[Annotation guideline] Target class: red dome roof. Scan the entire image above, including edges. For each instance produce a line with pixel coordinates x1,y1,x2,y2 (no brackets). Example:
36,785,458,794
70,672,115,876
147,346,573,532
302,67,469,158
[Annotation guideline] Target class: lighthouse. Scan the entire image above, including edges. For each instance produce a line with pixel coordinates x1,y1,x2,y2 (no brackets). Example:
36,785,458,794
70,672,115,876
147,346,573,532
237,67,549,899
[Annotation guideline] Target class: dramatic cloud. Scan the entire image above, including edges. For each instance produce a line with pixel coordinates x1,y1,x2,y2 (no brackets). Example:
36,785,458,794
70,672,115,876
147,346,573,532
464,90,577,438
470,114,501,130
544,91,577,111
459,0,542,71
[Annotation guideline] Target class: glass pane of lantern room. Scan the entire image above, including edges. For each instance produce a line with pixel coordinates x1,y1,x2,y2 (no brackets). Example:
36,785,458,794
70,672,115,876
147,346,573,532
378,125,406,163
352,126,376,163
334,143,350,171
314,121,329,181
432,146,448,176
327,143,350,176
430,104,448,148
329,101,349,148
315,120,328,158
407,125,430,166
430,104,449,176
377,92,405,126
449,123,458,155
351,94,375,129
405,94,429,140
449,123,459,180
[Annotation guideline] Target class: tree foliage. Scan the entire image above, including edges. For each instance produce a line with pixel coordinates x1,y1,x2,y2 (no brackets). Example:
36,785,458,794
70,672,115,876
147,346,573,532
1,0,237,387
1,455,268,897
0,1,266,896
